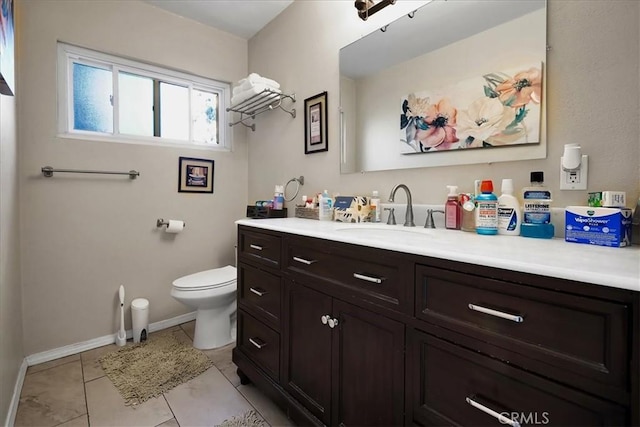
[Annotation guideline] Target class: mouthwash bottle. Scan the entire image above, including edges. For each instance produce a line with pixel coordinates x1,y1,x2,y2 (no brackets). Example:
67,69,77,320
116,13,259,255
522,171,552,224
498,179,521,235
521,171,554,238
475,180,498,235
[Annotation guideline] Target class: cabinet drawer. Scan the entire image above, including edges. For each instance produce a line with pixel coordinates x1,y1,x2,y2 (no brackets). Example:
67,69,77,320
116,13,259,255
238,262,281,329
238,228,281,269
415,265,630,396
285,235,412,314
237,310,280,382
409,329,627,426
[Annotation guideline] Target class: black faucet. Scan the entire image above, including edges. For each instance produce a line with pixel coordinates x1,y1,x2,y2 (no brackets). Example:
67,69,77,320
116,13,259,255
388,184,415,227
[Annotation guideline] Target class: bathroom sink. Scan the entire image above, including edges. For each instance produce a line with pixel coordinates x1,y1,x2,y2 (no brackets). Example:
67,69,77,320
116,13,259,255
334,225,439,240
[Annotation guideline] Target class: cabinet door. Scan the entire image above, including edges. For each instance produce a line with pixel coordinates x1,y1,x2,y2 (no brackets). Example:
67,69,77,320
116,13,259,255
283,280,333,425
332,299,405,427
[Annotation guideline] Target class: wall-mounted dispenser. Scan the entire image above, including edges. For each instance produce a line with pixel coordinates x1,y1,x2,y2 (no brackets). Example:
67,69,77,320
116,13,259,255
157,218,185,234
560,143,588,190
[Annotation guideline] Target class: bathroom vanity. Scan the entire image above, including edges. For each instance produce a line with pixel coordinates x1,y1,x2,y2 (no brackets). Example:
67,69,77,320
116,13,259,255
232,218,639,426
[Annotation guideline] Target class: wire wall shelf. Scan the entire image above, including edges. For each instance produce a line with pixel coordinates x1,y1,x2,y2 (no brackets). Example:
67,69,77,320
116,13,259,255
227,88,296,131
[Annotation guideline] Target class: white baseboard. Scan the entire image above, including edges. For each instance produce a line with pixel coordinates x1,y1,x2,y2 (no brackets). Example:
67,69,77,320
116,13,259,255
4,358,27,427
148,311,196,334
25,311,196,366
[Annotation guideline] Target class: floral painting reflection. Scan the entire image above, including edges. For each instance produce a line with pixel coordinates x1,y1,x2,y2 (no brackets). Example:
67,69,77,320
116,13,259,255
400,63,542,154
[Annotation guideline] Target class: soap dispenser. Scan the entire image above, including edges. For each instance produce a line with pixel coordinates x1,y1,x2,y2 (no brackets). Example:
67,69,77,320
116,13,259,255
445,185,461,230
318,190,333,221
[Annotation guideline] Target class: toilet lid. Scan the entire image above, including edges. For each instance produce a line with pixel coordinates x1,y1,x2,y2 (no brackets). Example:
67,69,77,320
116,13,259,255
172,265,237,290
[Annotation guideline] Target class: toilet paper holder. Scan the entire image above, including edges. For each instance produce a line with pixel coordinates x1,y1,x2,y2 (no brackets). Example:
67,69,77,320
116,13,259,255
157,218,186,228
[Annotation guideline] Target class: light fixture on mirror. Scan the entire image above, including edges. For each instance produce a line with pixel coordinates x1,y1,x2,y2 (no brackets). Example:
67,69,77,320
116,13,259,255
355,0,396,21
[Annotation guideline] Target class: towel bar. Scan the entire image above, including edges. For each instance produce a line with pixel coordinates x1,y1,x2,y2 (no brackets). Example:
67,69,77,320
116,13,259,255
227,88,296,131
42,166,139,179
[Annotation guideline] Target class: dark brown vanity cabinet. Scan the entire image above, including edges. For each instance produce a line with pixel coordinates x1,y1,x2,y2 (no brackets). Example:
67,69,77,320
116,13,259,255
233,225,639,427
407,329,627,426
283,280,405,426
409,262,635,426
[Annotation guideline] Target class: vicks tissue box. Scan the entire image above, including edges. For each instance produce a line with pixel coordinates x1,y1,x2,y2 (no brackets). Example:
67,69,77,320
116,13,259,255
565,206,632,247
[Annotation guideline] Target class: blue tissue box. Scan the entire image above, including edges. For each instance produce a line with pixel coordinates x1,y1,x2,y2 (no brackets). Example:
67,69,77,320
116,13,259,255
565,206,632,247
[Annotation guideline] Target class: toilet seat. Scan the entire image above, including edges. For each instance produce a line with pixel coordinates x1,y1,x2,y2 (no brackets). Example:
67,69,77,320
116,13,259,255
172,265,237,291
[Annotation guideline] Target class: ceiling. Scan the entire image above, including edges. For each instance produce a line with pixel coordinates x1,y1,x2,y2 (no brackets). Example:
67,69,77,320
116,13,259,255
144,0,294,39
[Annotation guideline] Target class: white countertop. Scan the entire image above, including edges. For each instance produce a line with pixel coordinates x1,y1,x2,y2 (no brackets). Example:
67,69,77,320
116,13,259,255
236,218,640,292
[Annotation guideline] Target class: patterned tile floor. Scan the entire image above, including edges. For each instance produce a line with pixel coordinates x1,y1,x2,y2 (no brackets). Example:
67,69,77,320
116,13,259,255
14,321,293,427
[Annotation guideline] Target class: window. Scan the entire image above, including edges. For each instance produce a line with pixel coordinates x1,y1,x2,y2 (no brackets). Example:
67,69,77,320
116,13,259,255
57,43,231,149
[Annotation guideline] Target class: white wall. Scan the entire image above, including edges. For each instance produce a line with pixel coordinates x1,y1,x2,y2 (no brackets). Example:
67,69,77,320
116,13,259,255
248,0,639,209
0,86,24,423
18,0,248,355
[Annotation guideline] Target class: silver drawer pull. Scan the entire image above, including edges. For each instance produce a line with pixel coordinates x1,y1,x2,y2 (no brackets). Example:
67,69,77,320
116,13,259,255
293,256,316,265
466,397,520,427
249,287,267,297
249,338,267,349
353,273,384,284
249,244,263,251
468,304,523,323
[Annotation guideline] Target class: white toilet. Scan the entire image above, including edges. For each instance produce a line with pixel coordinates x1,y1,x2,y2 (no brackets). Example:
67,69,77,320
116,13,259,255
171,265,237,350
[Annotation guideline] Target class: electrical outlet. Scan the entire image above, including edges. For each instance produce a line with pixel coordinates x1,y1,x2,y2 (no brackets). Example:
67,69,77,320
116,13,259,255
568,171,579,183
560,155,588,190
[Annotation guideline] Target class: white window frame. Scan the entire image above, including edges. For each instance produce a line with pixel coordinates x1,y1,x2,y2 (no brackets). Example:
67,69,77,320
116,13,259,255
57,42,232,151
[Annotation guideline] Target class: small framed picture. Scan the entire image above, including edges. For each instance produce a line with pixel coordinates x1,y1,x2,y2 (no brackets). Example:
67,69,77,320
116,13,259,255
304,91,328,154
178,157,214,193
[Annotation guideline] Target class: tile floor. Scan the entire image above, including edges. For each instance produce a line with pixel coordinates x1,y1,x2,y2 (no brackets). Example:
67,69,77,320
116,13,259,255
14,322,294,427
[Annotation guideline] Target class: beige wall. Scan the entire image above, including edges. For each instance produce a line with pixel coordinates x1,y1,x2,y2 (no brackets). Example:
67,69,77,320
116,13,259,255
8,0,640,362
248,0,639,208
18,0,248,355
0,87,24,421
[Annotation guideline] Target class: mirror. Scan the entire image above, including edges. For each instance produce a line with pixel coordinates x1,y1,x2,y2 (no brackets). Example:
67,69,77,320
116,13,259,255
340,0,547,173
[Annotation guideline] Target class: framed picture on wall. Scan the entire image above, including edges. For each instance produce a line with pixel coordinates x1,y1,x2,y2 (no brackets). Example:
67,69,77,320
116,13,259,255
0,0,15,96
304,91,328,154
178,157,214,193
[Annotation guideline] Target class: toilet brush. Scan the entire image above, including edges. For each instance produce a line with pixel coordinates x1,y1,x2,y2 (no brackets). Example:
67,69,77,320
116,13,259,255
116,285,126,346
